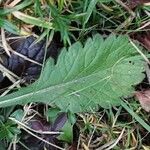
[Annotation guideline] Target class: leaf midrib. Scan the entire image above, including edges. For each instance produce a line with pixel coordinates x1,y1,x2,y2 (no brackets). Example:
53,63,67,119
0,70,111,106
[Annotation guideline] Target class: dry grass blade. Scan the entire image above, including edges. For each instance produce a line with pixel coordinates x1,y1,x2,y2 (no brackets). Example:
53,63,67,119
9,117,65,150
87,113,105,148
1,28,11,56
136,21,150,31
9,117,62,135
144,2,150,6
82,142,89,150
98,128,125,150
1,79,22,96
7,0,21,7
1,38,43,66
0,63,20,84
105,128,125,150
129,38,150,64
97,140,115,150
10,48,42,66
115,0,135,16
115,0,135,30
21,103,34,123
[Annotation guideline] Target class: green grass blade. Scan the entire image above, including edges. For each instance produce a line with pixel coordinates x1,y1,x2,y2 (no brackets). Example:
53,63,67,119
121,101,150,132
83,0,98,26
0,0,33,15
12,11,53,29
0,18,20,34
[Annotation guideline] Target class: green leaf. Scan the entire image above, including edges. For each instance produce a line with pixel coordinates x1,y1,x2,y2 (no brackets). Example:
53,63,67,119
46,108,61,123
0,34,145,113
68,111,76,125
58,120,73,143
10,109,24,122
0,121,20,140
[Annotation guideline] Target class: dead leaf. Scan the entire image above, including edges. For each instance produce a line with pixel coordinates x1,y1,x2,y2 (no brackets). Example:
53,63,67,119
127,0,150,8
132,31,150,51
135,90,150,112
